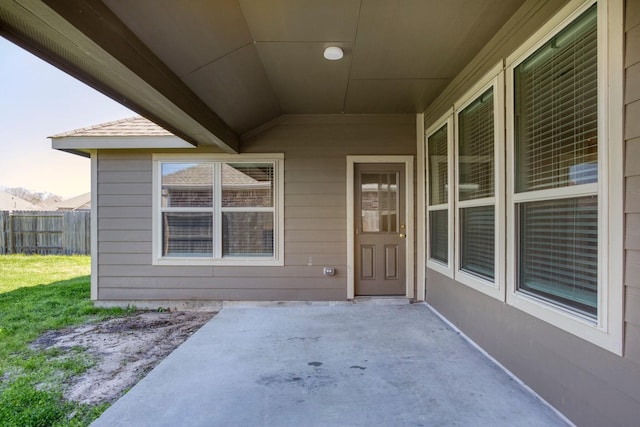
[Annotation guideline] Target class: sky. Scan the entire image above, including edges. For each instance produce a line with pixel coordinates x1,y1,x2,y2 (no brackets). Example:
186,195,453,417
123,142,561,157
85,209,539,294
0,37,135,199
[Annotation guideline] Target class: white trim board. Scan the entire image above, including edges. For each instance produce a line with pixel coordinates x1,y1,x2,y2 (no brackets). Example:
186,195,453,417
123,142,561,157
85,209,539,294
90,150,98,300
52,135,194,151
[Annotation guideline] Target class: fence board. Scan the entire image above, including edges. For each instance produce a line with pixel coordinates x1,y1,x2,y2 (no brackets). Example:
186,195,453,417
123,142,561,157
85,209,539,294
0,211,8,255
0,211,90,255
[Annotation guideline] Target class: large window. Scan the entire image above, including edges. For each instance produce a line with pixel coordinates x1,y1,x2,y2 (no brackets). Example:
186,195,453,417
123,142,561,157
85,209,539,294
424,0,622,353
504,0,623,354
426,115,454,276
512,4,598,318
453,67,505,299
154,155,284,266
458,88,496,281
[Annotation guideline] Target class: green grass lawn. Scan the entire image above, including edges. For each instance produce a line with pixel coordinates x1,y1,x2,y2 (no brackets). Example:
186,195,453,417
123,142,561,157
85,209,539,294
0,255,131,427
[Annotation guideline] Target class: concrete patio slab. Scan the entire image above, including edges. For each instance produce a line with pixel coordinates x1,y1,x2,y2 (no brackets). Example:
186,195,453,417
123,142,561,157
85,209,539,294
91,303,569,427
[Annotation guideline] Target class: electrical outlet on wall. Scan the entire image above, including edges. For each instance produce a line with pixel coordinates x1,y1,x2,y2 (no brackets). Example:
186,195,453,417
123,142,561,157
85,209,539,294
323,267,335,276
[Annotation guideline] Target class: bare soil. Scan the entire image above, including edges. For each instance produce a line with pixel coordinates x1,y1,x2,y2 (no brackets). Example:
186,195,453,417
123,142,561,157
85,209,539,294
32,311,216,405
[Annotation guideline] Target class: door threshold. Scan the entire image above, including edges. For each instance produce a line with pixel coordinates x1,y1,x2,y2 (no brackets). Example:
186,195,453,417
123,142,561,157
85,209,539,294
352,296,412,305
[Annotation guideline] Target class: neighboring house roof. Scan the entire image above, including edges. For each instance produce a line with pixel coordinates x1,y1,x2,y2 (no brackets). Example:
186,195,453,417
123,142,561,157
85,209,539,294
50,117,194,156
38,195,64,209
0,191,42,211
50,192,91,211
50,116,172,138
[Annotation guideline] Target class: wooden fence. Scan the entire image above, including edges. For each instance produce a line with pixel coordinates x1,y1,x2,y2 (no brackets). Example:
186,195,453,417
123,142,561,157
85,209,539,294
0,211,90,255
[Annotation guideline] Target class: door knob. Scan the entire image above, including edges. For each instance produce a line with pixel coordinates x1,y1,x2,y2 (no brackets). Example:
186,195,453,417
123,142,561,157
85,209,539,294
399,233,406,239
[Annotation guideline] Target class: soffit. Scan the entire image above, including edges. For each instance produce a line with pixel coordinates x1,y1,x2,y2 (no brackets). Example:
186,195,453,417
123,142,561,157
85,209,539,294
101,0,525,125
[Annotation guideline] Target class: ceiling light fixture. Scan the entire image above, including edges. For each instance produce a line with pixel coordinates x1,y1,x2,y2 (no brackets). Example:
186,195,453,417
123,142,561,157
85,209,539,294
323,46,343,61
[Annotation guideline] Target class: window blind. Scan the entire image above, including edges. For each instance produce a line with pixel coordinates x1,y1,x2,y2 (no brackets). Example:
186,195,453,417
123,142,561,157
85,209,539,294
162,212,213,257
460,206,494,280
519,197,597,316
223,212,274,257
458,88,495,201
429,210,448,263
514,5,598,192
428,124,448,205
159,161,277,259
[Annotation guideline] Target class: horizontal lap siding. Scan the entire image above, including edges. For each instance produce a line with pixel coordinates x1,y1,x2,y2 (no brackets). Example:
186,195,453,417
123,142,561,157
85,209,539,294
625,0,640,372
97,115,415,301
421,2,640,426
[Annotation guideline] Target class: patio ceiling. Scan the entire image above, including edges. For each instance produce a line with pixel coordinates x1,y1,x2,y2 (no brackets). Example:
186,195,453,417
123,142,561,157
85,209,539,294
0,0,525,152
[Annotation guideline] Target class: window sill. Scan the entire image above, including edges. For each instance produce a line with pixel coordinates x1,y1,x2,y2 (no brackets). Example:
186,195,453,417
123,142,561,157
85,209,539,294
153,257,284,267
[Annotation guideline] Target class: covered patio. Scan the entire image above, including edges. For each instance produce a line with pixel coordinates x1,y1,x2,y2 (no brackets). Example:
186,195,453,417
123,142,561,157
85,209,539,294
2,1,638,425
90,302,568,427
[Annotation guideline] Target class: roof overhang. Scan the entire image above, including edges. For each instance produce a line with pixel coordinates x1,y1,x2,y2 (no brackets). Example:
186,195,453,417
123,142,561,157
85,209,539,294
1,0,529,151
51,135,195,157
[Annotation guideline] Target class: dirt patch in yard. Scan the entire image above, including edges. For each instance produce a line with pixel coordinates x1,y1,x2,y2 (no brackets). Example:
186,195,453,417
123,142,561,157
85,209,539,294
32,310,216,405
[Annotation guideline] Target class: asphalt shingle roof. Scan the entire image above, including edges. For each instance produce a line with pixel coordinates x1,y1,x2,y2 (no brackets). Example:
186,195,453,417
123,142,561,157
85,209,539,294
50,116,172,138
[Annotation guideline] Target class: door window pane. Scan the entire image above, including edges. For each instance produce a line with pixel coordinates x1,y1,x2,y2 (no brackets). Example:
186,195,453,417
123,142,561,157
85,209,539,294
460,206,494,280
361,173,398,233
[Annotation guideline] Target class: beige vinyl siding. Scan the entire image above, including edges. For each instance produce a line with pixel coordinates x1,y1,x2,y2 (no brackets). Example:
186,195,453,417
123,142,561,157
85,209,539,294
427,270,640,427
624,0,640,366
96,115,415,301
421,1,640,426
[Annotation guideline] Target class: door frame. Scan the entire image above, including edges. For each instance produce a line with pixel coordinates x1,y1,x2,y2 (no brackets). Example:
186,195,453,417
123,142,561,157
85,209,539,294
347,155,414,299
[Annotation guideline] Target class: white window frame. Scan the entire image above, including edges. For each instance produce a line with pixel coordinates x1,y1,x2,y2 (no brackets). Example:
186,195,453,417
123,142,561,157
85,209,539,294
505,0,624,354
453,63,506,301
152,153,285,266
425,110,455,278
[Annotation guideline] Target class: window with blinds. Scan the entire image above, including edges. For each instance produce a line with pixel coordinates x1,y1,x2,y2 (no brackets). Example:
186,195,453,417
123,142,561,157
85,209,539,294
222,163,275,257
159,161,277,260
459,88,494,201
458,87,496,281
513,4,598,317
427,123,449,265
